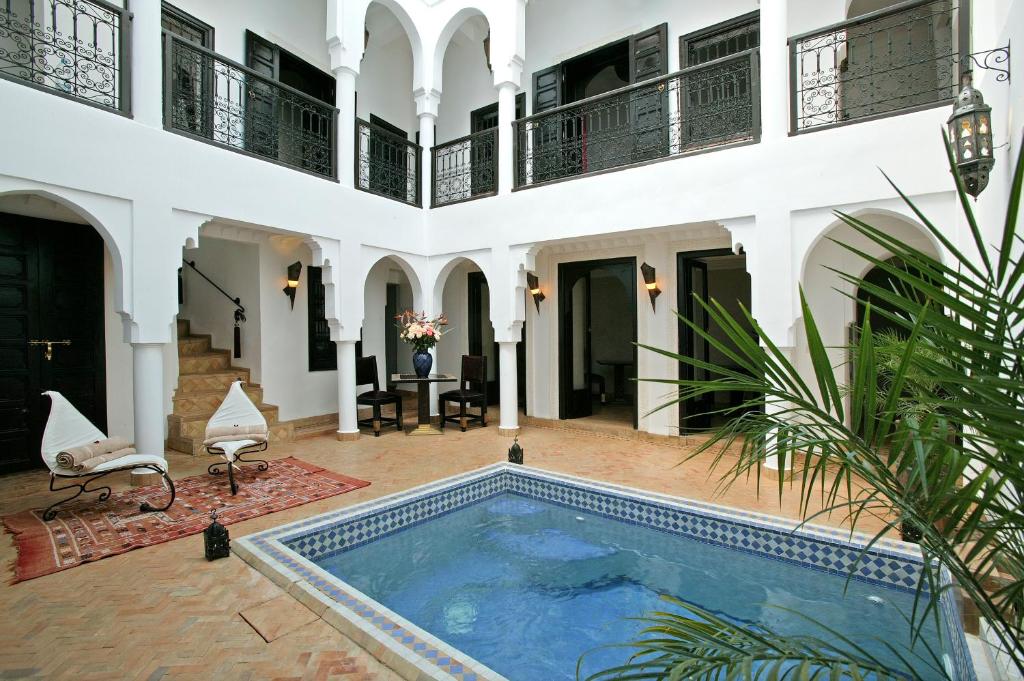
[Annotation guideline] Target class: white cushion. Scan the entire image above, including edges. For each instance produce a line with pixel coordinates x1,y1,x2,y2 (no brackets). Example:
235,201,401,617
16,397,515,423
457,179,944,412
88,453,169,474
209,439,260,463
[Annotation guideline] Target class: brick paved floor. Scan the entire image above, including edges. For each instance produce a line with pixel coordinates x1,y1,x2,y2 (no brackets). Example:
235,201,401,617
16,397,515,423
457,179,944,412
0,423,884,680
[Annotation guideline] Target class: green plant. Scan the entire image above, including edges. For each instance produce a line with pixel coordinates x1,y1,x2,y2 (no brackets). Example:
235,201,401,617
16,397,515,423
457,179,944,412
587,133,1024,680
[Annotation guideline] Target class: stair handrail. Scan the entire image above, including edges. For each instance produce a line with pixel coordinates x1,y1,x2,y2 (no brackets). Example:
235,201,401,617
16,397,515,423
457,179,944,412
180,259,246,358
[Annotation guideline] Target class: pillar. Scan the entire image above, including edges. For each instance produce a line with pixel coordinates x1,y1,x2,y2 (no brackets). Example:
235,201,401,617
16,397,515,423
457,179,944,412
759,0,790,141
131,342,165,476
334,66,358,187
415,90,439,207
496,81,517,194
130,0,163,127
498,340,520,436
336,340,359,440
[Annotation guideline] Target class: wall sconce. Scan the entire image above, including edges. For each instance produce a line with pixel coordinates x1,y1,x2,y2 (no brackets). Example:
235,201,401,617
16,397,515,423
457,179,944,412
526,273,545,312
283,261,302,309
948,71,995,197
641,262,660,310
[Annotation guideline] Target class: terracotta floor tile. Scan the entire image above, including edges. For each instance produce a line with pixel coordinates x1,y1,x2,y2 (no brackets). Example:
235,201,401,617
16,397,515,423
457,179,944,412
240,596,320,643
0,423,889,680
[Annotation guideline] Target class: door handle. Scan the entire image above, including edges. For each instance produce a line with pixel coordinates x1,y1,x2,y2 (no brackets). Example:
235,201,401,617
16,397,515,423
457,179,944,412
28,339,71,361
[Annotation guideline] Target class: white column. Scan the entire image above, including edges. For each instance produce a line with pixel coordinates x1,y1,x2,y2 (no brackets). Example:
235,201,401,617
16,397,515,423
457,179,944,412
130,0,163,127
759,0,790,141
418,112,436,207
496,81,517,194
415,90,440,207
428,346,439,418
336,340,359,440
132,343,165,455
334,66,358,187
498,341,519,435
763,387,794,477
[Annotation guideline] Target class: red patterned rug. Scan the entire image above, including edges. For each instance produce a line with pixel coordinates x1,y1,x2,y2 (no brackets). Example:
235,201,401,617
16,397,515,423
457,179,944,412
2,457,369,583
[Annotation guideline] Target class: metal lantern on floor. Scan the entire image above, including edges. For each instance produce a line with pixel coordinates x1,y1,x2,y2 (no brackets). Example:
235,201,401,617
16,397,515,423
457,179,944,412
204,509,230,560
947,71,995,197
508,436,524,465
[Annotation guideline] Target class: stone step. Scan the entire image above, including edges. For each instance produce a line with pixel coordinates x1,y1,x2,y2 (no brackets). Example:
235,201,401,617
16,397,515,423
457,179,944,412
172,385,264,415
177,368,251,393
167,403,281,440
177,335,212,356
166,421,295,457
178,350,232,374
176,318,190,337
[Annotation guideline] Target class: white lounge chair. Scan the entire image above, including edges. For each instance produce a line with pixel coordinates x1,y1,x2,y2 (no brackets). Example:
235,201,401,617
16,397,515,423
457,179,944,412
40,391,175,521
204,381,269,495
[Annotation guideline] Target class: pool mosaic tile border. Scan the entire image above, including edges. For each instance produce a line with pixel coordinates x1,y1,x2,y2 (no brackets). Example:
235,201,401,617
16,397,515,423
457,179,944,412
235,464,976,681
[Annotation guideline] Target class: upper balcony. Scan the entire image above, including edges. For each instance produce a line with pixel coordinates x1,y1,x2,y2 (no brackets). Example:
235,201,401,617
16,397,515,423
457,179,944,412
0,0,971,210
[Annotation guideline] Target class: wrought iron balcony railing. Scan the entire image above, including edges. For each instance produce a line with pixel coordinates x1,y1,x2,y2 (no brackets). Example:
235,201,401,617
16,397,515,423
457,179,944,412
514,49,759,189
790,0,963,132
0,0,128,113
431,128,498,207
163,33,338,180
356,118,421,207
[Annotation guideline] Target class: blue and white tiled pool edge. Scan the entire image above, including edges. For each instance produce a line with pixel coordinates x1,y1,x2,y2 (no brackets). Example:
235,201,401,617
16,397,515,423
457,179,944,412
234,463,977,681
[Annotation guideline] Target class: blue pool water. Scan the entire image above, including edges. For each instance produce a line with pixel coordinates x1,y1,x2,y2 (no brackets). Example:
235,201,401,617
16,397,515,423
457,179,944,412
316,494,949,680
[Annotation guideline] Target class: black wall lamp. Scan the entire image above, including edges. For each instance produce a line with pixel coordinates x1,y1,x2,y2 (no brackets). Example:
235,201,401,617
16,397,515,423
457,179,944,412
641,262,660,310
284,261,302,309
948,71,994,197
526,273,545,312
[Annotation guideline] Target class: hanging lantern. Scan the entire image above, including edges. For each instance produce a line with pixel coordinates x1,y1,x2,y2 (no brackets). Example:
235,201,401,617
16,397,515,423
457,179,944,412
204,509,230,560
947,71,994,197
508,436,523,464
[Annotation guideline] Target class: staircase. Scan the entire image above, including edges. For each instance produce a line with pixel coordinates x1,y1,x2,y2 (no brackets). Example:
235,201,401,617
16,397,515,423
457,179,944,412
167,319,294,455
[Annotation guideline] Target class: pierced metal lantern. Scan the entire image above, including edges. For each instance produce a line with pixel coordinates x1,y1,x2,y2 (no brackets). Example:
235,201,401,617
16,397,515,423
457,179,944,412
508,436,524,465
204,509,230,560
947,71,994,197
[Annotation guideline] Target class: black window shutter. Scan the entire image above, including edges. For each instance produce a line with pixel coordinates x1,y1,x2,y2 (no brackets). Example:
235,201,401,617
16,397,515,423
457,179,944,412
532,65,561,113
245,30,278,78
629,23,669,163
307,266,337,372
629,23,668,83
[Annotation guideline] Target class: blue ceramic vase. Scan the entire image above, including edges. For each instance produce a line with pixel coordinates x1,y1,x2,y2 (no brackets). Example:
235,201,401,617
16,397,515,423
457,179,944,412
412,350,432,378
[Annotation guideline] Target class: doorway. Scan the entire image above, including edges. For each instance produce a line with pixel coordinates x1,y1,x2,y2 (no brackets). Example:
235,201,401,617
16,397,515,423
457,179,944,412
558,258,637,427
0,213,107,473
467,272,499,404
676,249,755,432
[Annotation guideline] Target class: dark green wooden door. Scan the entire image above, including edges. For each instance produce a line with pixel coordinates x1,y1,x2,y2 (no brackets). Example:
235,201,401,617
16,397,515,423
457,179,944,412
0,214,106,473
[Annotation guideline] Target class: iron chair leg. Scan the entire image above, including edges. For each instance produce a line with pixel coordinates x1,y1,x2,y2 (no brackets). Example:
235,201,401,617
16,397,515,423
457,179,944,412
396,398,403,431
482,401,488,426
373,404,381,437
439,397,446,430
460,401,467,432
227,460,238,495
44,464,175,521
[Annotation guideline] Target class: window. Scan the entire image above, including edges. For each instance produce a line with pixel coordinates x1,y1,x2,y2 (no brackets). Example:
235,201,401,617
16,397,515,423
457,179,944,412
680,12,759,68
307,266,337,372
162,4,214,135
161,3,213,48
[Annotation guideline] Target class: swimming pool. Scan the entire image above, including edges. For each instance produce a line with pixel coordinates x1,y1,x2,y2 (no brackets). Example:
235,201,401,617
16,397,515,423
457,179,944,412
235,464,975,681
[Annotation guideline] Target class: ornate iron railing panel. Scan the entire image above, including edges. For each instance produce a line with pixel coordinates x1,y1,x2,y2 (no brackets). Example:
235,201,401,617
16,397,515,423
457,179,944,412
790,0,961,132
163,33,337,180
0,0,128,112
356,118,421,207
514,49,758,189
431,128,498,207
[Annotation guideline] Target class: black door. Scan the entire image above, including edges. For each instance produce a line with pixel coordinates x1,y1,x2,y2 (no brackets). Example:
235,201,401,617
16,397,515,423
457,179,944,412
680,256,712,430
385,283,399,389
467,272,499,405
559,264,592,418
0,214,106,473
245,30,280,159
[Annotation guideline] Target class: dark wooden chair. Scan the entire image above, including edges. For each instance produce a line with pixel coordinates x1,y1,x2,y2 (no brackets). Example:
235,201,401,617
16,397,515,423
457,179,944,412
356,356,403,436
439,355,488,431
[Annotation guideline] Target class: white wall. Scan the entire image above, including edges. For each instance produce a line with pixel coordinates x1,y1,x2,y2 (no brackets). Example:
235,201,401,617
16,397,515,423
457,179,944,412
257,236,339,420
357,15,417,137
179,235,262,378
168,0,331,71
436,30,496,143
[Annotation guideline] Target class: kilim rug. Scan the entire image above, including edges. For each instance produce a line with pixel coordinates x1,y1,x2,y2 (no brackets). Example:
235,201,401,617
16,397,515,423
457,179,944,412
2,457,369,583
